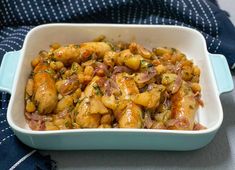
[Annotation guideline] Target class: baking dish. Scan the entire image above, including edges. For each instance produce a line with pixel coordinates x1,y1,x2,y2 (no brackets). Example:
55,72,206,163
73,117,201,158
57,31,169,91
0,24,233,150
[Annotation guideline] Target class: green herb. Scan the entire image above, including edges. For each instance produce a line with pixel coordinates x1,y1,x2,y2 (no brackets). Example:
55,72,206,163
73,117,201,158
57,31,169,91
93,84,103,96
68,105,74,112
171,48,177,53
87,55,92,60
74,44,80,48
30,71,35,77
71,62,78,72
106,42,115,51
60,68,66,74
141,60,152,69
49,53,56,61
44,69,55,75
189,105,194,109
147,63,153,67
74,110,79,116
65,121,70,128
76,97,86,104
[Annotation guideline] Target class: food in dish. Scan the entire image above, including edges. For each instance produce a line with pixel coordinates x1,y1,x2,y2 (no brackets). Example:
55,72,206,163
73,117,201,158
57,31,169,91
24,37,205,131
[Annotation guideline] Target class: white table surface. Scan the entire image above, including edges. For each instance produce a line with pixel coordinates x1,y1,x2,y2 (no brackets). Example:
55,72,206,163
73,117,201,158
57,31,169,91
41,2,235,169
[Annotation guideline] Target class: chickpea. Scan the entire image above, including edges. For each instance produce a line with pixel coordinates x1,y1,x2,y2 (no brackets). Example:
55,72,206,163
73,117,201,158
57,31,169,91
84,66,94,76
56,61,64,70
101,114,113,125
96,69,105,77
50,43,61,51
26,79,34,96
84,75,92,84
191,76,200,83
31,56,40,67
181,60,193,67
181,66,193,81
77,73,85,84
153,47,172,56
175,53,185,61
50,61,57,70
26,100,36,113
191,83,201,93
193,66,200,76
64,70,72,77
155,64,166,75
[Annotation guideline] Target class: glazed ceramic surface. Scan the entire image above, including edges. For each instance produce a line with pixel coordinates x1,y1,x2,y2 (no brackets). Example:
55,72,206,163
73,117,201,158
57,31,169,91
0,24,233,150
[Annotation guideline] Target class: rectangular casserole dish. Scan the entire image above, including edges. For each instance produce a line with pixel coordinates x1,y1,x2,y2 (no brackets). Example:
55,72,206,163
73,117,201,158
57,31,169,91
0,24,233,150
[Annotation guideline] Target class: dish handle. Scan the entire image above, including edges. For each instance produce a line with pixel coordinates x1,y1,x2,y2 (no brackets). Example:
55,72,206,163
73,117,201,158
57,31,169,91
209,53,234,94
0,50,21,94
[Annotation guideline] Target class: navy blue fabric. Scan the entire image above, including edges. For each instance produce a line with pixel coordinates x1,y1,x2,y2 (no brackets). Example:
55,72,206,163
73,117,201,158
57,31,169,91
0,0,235,169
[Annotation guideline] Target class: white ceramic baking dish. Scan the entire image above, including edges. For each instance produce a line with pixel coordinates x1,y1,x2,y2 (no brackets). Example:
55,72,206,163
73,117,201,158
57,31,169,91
0,24,233,150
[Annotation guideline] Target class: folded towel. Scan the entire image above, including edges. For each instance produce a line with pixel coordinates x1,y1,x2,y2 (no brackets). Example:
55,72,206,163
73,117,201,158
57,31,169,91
0,0,234,169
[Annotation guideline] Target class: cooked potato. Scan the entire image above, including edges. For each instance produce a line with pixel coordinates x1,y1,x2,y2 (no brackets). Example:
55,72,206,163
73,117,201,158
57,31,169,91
124,55,141,70
55,78,79,96
101,95,117,110
161,73,177,85
101,114,113,125
75,98,101,128
153,47,172,56
55,95,74,113
89,96,109,114
103,51,117,67
131,88,161,108
26,79,34,96
116,49,133,65
119,102,142,128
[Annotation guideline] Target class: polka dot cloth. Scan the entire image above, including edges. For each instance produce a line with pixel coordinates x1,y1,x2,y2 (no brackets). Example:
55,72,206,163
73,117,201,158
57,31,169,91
0,0,235,169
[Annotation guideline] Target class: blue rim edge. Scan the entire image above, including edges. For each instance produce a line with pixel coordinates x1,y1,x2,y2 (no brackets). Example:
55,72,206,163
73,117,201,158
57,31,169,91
0,50,21,94
209,53,234,94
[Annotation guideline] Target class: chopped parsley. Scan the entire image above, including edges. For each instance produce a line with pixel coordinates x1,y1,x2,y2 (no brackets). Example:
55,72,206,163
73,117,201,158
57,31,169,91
74,110,79,116
141,60,153,69
189,105,194,109
44,69,55,75
74,44,80,48
65,121,70,128
71,62,79,72
93,84,103,96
